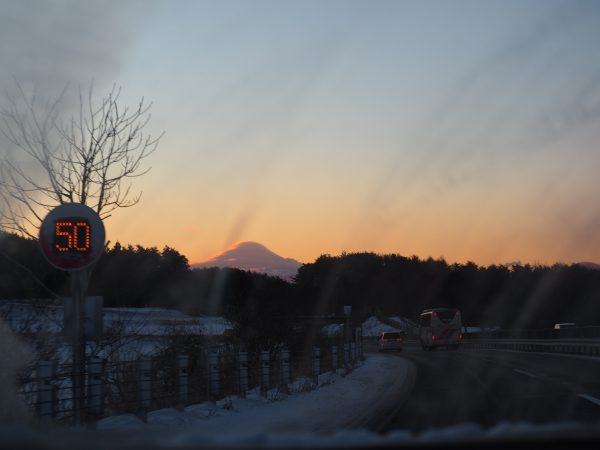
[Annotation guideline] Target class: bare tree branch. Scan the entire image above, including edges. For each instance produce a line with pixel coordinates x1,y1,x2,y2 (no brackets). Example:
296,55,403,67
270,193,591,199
0,81,162,236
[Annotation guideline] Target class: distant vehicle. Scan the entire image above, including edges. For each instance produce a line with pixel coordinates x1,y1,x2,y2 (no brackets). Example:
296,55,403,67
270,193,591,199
554,322,576,330
377,331,406,352
418,308,462,350
461,326,482,338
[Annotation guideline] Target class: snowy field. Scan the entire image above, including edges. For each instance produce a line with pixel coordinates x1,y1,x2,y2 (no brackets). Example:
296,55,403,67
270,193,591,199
1,301,235,367
102,307,233,336
3,302,403,342
0,302,233,337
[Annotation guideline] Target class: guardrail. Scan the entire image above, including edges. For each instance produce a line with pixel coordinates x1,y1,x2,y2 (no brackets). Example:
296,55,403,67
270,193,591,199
19,341,366,426
461,339,600,357
473,326,600,340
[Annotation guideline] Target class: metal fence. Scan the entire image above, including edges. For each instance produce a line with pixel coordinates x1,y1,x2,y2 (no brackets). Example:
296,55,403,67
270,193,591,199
465,325,600,340
461,339,600,356
18,338,364,425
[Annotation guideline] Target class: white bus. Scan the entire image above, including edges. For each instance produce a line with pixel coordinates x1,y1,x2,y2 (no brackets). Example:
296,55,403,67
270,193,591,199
418,308,462,350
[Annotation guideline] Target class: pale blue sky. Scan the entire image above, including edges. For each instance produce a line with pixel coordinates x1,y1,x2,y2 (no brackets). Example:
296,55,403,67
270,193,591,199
2,0,600,264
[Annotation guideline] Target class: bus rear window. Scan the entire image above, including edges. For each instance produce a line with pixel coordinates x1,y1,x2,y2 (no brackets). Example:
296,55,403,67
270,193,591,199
436,310,458,323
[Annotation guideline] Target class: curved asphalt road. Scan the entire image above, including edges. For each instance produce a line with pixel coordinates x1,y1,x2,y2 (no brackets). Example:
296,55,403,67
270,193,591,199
375,343,600,433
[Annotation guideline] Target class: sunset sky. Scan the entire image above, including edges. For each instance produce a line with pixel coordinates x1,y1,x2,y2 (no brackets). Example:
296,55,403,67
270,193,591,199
1,0,600,266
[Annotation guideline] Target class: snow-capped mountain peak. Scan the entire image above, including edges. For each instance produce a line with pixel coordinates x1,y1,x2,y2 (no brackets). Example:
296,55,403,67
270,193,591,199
191,241,301,281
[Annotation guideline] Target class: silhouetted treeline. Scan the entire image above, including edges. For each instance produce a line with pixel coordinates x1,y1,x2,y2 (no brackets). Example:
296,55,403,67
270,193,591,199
0,232,293,347
294,253,600,329
3,232,600,331
0,232,54,299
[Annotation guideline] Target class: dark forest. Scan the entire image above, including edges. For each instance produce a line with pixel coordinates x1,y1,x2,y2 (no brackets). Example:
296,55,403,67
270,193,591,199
2,232,600,332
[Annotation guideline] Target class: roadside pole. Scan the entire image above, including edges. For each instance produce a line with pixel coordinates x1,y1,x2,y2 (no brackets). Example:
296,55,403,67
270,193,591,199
39,203,105,427
344,305,352,346
70,269,88,426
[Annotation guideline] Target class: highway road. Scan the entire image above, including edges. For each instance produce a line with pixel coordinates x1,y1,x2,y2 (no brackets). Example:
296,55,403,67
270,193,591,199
375,343,600,433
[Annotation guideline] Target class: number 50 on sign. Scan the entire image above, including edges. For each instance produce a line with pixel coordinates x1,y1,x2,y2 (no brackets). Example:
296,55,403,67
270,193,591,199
39,203,105,270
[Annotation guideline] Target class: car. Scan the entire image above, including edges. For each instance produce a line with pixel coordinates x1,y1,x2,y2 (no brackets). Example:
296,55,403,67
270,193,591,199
377,331,406,352
554,322,576,330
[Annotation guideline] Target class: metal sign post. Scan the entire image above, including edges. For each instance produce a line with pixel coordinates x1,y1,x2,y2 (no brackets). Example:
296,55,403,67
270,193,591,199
70,269,88,425
343,305,352,345
39,203,105,426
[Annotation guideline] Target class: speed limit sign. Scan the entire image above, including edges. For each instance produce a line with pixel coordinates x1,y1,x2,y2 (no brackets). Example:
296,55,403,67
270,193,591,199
39,203,106,270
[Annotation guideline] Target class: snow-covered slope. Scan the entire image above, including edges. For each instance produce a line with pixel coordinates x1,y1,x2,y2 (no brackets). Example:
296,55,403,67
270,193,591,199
0,302,233,337
103,307,233,336
192,241,301,281
361,316,404,337
389,316,415,329
321,323,344,337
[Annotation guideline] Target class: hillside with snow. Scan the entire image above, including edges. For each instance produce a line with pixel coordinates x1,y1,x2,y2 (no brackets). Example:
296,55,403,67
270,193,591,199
361,316,405,337
0,302,233,337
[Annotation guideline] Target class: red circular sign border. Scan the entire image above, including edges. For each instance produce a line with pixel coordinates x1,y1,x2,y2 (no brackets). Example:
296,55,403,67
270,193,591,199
39,203,106,271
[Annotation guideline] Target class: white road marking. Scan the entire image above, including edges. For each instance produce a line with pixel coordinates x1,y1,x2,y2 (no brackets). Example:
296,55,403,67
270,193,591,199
578,394,600,407
512,368,538,378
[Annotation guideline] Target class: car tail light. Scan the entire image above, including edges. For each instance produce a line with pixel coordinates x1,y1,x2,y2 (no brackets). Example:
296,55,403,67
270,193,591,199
432,335,436,341
395,338,402,342
459,333,463,340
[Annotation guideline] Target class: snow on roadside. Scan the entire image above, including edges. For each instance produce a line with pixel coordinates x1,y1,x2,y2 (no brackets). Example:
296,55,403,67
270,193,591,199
2,349,589,449
320,323,344,337
361,316,403,337
98,353,410,435
91,352,584,449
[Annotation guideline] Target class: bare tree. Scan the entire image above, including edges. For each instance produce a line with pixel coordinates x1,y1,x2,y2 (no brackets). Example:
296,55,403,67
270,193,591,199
0,82,162,238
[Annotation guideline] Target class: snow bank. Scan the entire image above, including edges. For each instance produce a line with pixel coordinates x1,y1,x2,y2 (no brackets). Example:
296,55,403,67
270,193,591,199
98,353,410,434
361,316,403,337
320,323,344,337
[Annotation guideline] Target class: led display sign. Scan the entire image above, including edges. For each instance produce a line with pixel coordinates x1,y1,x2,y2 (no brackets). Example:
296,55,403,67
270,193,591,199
39,203,105,270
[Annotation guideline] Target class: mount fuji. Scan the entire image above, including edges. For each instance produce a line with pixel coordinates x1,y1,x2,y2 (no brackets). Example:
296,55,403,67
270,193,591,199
191,241,302,281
